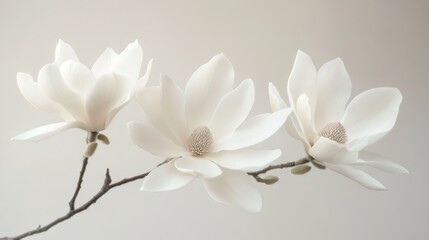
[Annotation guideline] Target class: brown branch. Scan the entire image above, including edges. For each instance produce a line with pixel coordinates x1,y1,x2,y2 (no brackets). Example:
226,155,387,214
1,167,151,240
1,157,307,240
247,157,311,181
69,132,98,211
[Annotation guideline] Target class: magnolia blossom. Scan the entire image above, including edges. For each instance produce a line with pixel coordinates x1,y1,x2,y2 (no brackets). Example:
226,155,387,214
269,51,407,190
128,54,291,212
13,40,152,141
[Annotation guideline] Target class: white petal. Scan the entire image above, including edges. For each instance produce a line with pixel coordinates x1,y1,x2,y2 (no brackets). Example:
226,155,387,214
134,58,154,94
141,160,194,192
325,163,386,190
212,108,292,151
185,54,235,129
203,168,262,212
206,149,281,171
175,156,222,178
54,40,80,64
85,73,129,130
209,79,254,141
309,137,358,164
287,50,317,112
269,83,304,141
16,72,73,120
11,122,83,142
135,86,175,141
352,151,408,174
38,63,85,121
341,88,402,151
91,48,118,78
128,121,189,157
295,93,317,145
315,58,351,129
161,75,188,144
113,40,143,81
268,83,288,112
60,60,94,94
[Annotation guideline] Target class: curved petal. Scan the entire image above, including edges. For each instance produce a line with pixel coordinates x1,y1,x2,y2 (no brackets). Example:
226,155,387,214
16,72,73,121
287,50,317,112
352,151,408,174
209,79,255,141
315,58,351,129
269,83,304,141
11,122,84,142
38,63,85,121
203,168,262,212
85,73,130,130
341,88,402,151
161,75,188,144
325,163,386,190
113,40,143,81
212,108,292,151
309,137,358,164
134,58,154,94
185,54,235,129
141,160,194,192
60,60,94,94
128,121,189,157
91,48,118,78
134,86,175,141
206,149,281,171
296,93,317,145
175,156,222,178
55,40,80,64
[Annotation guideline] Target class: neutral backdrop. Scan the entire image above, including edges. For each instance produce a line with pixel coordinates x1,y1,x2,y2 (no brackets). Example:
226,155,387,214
1,0,428,239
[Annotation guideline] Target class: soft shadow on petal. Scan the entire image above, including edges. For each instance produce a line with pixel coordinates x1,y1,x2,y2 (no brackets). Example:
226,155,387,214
203,168,262,212
209,79,255,142
86,73,129,130
352,151,409,174
113,40,143,82
269,83,304,141
60,60,94,95
38,63,85,121
134,59,154,94
185,54,235,129
11,122,83,142
341,87,402,151
325,163,387,190
54,40,80,64
128,121,188,157
141,160,194,192
135,86,175,141
315,58,351,130
287,50,317,112
212,108,292,151
161,75,188,144
296,93,317,146
91,48,118,78
309,137,358,164
17,72,73,121
206,149,281,171
175,156,222,178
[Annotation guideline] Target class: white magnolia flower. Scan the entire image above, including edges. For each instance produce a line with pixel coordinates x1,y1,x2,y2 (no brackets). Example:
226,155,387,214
129,54,291,212
269,51,407,190
13,40,152,141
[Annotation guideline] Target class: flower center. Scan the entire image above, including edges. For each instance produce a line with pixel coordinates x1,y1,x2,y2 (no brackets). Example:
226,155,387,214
318,122,348,144
188,126,213,156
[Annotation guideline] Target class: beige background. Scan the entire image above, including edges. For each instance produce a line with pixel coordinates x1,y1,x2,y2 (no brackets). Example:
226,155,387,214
1,0,428,239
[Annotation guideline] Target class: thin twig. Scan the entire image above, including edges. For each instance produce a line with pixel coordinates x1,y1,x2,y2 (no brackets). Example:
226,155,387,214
1,157,307,240
69,132,98,211
247,157,310,179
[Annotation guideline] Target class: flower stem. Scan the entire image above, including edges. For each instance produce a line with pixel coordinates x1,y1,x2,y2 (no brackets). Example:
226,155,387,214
1,156,308,239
